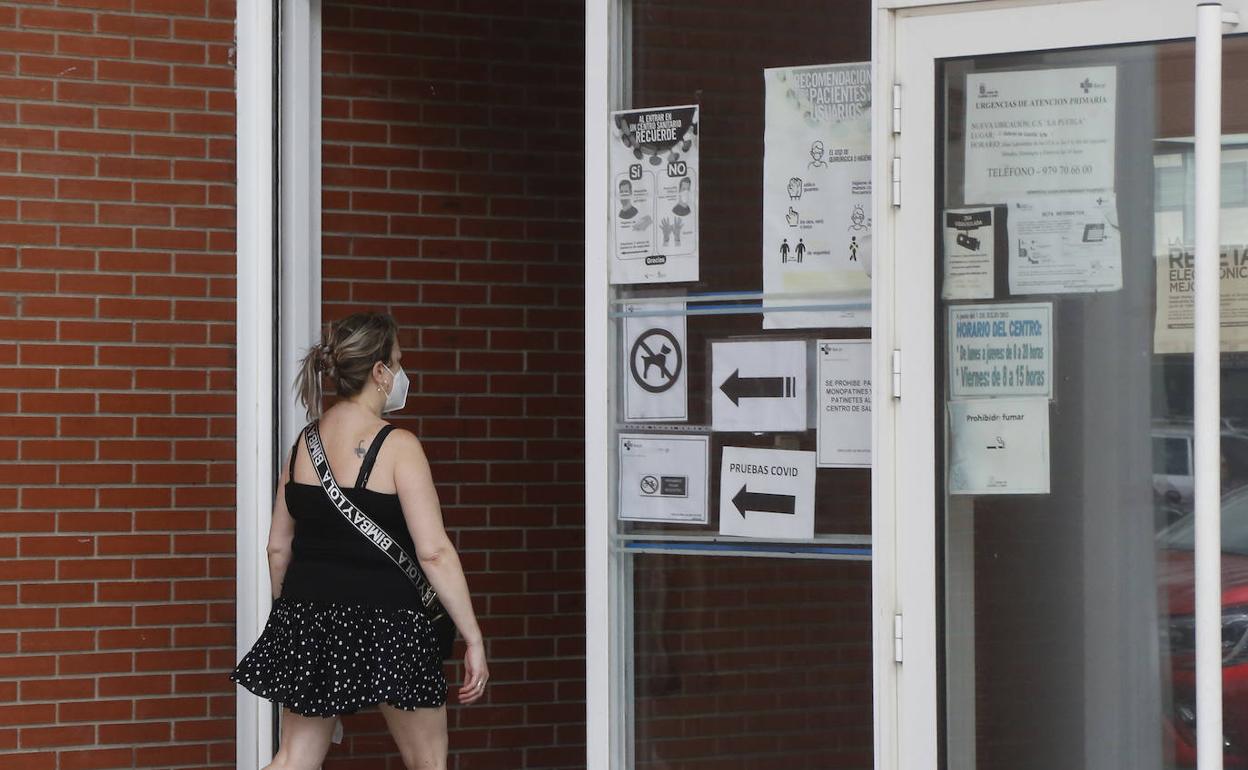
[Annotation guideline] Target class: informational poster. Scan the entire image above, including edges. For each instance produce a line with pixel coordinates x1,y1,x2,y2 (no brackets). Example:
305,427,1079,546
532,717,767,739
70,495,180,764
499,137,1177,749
964,66,1117,203
816,340,871,468
948,397,1050,495
711,340,807,432
609,105,700,285
617,433,709,524
719,446,816,539
1154,241,1248,354
948,302,1053,400
622,302,688,421
762,62,872,329
1007,194,1121,294
943,208,995,300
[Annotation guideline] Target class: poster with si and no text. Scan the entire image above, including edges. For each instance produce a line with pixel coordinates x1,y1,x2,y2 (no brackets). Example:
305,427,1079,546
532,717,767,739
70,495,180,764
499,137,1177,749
609,106,699,285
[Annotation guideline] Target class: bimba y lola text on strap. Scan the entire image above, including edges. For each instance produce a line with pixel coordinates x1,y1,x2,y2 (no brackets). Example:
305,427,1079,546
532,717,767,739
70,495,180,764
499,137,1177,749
304,421,446,621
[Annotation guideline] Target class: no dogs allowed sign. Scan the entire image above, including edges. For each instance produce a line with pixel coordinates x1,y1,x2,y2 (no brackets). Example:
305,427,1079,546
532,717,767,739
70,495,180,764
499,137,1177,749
718,446,815,539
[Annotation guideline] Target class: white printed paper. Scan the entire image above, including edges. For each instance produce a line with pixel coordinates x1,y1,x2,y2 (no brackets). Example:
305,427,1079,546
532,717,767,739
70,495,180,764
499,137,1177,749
762,63,872,328
964,66,1117,203
719,446,816,539
948,398,1050,495
816,340,871,468
622,302,688,421
711,340,807,432
1154,241,1248,354
609,105,699,285
948,303,1052,400
618,433,709,524
943,208,995,300
1007,194,1121,294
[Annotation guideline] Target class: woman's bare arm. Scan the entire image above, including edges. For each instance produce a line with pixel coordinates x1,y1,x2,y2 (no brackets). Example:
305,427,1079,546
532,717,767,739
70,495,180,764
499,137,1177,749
391,430,483,646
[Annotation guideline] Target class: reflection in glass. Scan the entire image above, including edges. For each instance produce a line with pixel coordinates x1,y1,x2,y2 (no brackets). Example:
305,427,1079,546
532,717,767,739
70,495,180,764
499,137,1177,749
938,36,1248,770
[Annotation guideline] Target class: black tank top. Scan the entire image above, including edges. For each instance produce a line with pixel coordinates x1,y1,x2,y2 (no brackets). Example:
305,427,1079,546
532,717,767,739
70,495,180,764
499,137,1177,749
279,425,425,610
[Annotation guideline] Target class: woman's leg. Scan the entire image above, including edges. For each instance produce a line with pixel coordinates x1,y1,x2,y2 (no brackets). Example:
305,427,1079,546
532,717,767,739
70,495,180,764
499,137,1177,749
263,709,337,770
378,703,448,770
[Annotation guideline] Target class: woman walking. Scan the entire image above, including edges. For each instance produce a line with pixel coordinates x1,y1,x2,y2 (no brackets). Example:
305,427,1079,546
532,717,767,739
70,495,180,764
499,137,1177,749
232,312,487,770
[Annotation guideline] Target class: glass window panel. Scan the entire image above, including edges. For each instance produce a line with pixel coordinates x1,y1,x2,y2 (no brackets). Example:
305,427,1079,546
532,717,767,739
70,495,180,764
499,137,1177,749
632,554,872,769
936,34,1248,770
614,0,875,766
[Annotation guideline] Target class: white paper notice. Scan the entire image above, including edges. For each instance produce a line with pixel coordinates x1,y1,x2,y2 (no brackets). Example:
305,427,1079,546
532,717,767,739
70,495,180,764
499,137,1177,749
711,340,807,433
948,303,1053,400
816,340,871,468
719,446,816,539
1154,241,1248,354
762,63,872,328
618,433,709,524
1007,194,1121,294
964,66,1116,203
609,105,699,285
948,398,1050,495
622,303,688,422
943,208,995,300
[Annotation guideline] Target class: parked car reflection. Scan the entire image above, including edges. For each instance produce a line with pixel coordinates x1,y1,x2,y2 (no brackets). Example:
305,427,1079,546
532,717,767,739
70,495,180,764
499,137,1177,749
1159,486,1248,767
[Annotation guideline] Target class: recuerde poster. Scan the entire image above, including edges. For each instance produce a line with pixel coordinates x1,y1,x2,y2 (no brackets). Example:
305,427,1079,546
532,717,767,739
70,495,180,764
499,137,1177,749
609,105,700,285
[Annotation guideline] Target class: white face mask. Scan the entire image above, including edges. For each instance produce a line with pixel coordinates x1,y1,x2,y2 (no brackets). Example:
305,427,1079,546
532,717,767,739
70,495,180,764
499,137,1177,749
380,363,409,414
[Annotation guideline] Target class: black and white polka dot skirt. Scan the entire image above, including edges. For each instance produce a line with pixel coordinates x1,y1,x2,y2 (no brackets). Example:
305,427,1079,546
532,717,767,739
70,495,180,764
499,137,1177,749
230,597,448,717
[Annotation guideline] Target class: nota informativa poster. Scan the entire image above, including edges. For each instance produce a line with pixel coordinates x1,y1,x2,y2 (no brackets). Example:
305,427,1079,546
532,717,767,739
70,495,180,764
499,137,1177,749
608,105,699,285
762,62,872,329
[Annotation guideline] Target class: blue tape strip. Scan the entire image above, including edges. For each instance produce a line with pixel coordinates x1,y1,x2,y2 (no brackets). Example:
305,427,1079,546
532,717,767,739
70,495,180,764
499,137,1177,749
622,541,871,557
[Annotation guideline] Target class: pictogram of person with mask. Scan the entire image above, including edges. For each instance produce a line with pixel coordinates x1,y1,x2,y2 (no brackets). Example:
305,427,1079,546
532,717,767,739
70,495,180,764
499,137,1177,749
231,312,488,768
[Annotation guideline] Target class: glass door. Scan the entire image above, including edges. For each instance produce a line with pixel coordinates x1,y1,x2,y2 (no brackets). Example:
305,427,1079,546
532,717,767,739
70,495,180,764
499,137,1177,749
891,2,1248,768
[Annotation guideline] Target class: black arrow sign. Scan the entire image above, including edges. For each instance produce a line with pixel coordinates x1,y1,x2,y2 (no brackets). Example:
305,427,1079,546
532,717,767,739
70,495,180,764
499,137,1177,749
731,484,796,517
718,369,796,406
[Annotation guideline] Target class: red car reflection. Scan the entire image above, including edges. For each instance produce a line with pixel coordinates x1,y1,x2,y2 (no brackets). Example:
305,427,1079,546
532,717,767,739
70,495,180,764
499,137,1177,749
1159,487,1248,768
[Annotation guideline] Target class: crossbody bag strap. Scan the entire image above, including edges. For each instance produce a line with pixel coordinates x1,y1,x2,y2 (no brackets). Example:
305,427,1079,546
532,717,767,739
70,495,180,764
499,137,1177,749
304,421,442,613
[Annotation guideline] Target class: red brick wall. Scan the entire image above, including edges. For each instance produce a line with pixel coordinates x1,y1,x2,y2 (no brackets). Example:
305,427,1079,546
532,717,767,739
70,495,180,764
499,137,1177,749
0,1,238,768
634,557,873,769
318,1,586,767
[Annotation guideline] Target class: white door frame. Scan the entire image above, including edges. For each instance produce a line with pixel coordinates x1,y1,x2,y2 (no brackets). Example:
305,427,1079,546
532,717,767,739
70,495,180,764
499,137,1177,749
235,0,322,765
874,3,1217,769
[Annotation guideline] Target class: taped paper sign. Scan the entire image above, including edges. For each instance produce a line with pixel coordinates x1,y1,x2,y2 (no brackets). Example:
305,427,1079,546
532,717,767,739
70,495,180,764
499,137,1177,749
622,302,688,421
943,208,995,300
816,340,871,468
948,302,1053,400
1007,194,1122,295
609,105,700,285
618,433,709,524
964,66,1117,203
719,446,816,539
711,340,807,432
948,397,1050,495
762,62,872,328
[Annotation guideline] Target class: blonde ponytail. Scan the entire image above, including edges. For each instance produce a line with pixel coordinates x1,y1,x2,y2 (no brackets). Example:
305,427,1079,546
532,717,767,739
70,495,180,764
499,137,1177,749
294,313,398,420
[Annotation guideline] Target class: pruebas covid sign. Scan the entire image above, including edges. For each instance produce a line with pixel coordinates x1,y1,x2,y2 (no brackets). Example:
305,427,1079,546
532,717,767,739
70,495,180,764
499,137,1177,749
948,302,1053,400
